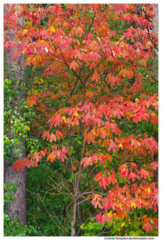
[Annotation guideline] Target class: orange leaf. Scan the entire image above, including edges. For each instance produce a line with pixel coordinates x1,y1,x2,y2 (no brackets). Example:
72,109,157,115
76,26,84,37
47,153,55,163
92,71,100,82
70,61,79,70
26,96,40,106
151,112,158,125
84,132,95,144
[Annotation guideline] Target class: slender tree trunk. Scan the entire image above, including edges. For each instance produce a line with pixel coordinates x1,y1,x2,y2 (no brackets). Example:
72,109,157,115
4,4,27,227
71,191,77,236
153,4,158,184
71,63,86,236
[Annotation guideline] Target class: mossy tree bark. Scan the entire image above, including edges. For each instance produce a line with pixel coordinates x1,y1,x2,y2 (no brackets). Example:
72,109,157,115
4,4,27,227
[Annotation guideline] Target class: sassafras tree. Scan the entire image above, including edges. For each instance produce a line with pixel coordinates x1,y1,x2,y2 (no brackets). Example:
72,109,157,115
4,4,158,236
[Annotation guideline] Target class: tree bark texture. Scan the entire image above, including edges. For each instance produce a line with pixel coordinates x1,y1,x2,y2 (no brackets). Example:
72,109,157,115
153,4,158,184
153,4,158,35
4,4,27,227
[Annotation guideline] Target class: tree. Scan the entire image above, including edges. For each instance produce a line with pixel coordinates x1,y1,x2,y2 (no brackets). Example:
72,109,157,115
4,4,158,236
4,4,27,227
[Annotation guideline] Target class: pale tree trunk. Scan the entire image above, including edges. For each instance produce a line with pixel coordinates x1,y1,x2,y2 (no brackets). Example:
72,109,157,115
4,4,27,227
71,192,77,236
153,4,158,35
153,4,158,183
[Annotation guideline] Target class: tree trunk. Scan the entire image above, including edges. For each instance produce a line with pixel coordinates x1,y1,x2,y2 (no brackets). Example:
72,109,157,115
71,63,86,236
71,193,77,236
153,4,158,35
153,4,158,184
4,4,27,227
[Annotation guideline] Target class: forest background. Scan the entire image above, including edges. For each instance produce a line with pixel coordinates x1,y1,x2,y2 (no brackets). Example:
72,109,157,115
3,2,159,237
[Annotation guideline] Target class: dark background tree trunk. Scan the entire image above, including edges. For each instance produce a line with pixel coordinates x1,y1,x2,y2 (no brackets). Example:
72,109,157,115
4,4,27,227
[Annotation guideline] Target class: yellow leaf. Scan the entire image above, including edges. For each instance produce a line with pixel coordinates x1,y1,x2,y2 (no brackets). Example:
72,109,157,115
25,126,30,130
62,115,66,121
25,20,32,28
73,111,79,117
119,143,123,149
23,29,28,35
148,187,151,193
119,203,122,208
49,26,56,33
131,201,136,208
121,222,125,228
80,224,84,229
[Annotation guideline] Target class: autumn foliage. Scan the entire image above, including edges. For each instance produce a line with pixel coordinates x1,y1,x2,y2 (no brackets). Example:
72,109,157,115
4,4,158,236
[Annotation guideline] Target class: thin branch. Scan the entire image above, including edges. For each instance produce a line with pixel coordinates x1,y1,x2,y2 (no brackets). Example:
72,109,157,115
85,60,104,83
37,193,68,236
81,165,96,193
59,47,84,85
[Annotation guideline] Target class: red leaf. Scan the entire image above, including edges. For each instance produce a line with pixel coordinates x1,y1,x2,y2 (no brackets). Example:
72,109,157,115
91,194,102,209
102,213,113,224
76,26,84,37
151,161,158,170
100,175,109,189
138,169,149,179
102,199,111,211
120,169,129,179
21,158,28,171
60,151,67,162
49,115,62,128
94,212,103,223
142,222,153,232
153,217,158,229
129,172,139,182
9,15,19,23
27,159,33,168
108,140,119,153
13,159,23,172
50,133,56,143
94,172,102,181
62,146,69,154
56,130,63,139
42,131,50,140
